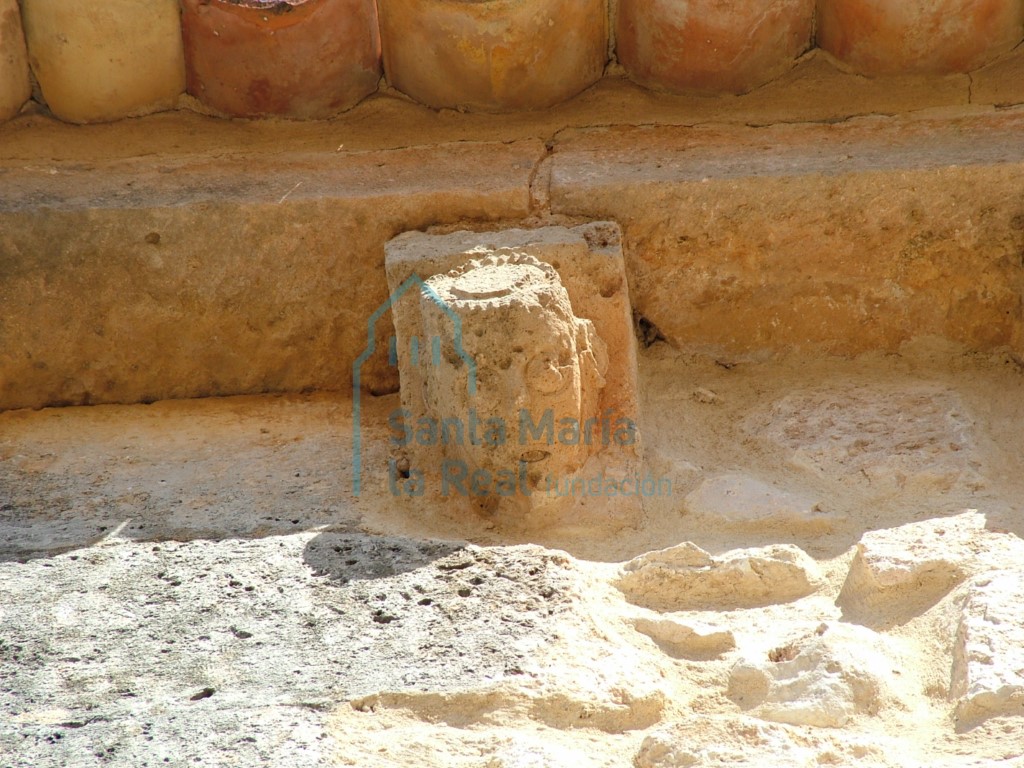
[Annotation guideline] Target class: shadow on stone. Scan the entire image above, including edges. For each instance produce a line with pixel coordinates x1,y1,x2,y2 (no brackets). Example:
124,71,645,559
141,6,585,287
302,532,466,583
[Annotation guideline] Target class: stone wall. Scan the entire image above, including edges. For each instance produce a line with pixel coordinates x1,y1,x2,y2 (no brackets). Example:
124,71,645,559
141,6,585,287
2,110,1022,412
1,0,1023,122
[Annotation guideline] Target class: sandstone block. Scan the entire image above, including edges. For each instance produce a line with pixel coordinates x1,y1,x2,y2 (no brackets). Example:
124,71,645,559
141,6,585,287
728,622,911,728
616,0,815,94
685,472,838,530
972,46,1024,106
0,139,542,412
836,511,1007,625
0,0,31,121
377,0,608,112
952,570,1024,724
181,0,381,119
618,543,821,611
549,116,1024,360
21,0,185,123
817,0,1024,75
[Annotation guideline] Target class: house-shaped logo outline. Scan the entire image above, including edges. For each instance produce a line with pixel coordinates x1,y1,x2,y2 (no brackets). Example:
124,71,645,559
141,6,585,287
352,274,478,495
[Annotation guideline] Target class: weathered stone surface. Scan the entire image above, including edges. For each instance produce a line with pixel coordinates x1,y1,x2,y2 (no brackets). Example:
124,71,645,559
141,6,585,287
181,0,381,119
838,511,987,623
3,345,1024,765
350,675,666,736
20,0,185,123
632,615,735,659
550,112,1024,360
0,140,543,412
0,0,30,121
685,473,837,529
728,622,911,728
0,533,664,763
617,0,814,94
817,0,1024,76
747,383,981,494
401,254,610,514
952,570,1024,724
0,395,363,559
972,47,1024,107
326,725,608,768
617,542,821,611
383,224,642,526
636,714,898,767
377,0,608,111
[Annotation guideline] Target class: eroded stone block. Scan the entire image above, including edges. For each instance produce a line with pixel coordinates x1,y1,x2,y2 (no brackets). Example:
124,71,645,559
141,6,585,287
728,622,912,728
383,223,641,527
21,0,185,123
617,542,821,611
549,117,1024,360
421,255,608,487
952,570,1024,724
836,511,1024,627
0,0,31,121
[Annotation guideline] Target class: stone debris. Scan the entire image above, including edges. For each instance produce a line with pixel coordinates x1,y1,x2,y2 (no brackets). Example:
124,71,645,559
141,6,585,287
952,570,1024,724
349,676,667,737
691,387,722,405
5,350,1024,766
631,615,736,659
846,511,984,590
617,542,821,611
727,622,912,728
684,473,838,529
0,532,673,765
